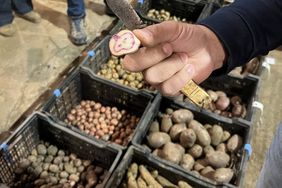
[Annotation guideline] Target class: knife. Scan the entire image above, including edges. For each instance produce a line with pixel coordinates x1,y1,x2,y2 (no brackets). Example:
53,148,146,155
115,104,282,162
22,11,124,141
106,0,212,109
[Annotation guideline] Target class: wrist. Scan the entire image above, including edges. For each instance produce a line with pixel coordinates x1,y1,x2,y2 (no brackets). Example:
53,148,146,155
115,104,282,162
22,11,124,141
197,25,227,70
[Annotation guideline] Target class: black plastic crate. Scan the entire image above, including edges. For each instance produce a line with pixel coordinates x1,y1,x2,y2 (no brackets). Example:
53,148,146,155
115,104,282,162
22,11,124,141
42,68,156,150
132,95,251,188
106,145,217,188
0,112,122,186
137,0,208,22
173,75,260,124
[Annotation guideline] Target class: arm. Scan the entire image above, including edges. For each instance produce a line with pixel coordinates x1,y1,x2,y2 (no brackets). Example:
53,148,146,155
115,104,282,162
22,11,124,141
200,0,282,72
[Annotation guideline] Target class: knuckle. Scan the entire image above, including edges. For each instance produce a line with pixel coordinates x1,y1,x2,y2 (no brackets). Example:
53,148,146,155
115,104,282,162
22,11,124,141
144,69,158,84
160,83,176,96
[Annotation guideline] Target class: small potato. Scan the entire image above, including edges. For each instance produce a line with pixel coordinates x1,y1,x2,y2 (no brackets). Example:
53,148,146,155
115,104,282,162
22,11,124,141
179,129,196,148
227,134,243,152
147,132,171,149
213,168,234,183
216,143,227,153
230,96,242,106
161,115,173,133
152,149,161,156
178,181,193,188
215,91,226,98
201,166,215,179
180,154,195,171
189,120,211,147
149,121,160,133
169,123,186,141
207,90,218,102
232,104,243,117
210,125,223,146
204,124,212,131
159,142,185,164
203,145,215,156
221,131,231,142
206,151,230,168
191,170,200,176
188,144,203,159
171,109,193,124
215,96,230,111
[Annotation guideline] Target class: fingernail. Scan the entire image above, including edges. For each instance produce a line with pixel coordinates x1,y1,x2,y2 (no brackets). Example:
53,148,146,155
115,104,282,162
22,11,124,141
162,43,172,55
185,64,195,76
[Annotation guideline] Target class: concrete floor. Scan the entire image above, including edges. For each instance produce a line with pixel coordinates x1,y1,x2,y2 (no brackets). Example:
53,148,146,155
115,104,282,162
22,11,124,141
0,0,114,132
0,0,282,187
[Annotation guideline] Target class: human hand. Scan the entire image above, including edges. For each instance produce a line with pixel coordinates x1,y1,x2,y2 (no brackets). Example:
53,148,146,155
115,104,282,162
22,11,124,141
122,21,226,96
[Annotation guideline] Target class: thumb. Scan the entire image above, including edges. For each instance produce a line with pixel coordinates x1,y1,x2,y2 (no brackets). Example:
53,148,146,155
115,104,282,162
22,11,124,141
133,21,184,47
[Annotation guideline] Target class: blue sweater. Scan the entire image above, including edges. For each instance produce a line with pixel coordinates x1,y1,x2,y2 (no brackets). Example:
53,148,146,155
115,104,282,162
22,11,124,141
200,0,282,73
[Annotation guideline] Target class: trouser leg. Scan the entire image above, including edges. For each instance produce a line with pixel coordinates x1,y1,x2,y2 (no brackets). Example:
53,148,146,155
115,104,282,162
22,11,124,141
0,0,13,27
12,0,33,15
67,0,85,19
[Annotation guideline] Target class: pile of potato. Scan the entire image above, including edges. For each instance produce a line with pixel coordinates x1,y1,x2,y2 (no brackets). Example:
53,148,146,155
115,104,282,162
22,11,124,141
147,9,188,22
119,163,193,188
97,56,153,91
12,142,107,188
179,90,247,118
145,108,244,184
229,58,261,77
65,100,139,146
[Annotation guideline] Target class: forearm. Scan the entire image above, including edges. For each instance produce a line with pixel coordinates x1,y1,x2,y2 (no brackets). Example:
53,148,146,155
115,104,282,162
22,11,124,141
200,0,282,72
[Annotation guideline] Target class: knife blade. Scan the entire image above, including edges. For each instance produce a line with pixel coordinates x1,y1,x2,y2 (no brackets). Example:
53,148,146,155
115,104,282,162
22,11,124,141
106,0,212,109
106,0,144,30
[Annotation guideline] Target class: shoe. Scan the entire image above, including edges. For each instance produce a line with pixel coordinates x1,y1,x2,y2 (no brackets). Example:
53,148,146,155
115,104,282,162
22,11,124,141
69,18,87,45
0,24,15,37
19,11,41,23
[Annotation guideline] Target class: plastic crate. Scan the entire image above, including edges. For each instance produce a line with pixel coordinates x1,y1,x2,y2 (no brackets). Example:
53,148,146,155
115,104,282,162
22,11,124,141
42,68,156,150
132,95,251,188
0,112,122,186
173,75,260,125
105,145,217,188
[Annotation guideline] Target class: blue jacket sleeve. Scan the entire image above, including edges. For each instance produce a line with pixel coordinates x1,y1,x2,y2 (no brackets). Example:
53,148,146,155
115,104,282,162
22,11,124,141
199,0,282,73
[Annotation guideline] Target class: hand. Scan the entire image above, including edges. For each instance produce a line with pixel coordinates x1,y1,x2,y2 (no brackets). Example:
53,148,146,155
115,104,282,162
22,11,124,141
123,21,226,96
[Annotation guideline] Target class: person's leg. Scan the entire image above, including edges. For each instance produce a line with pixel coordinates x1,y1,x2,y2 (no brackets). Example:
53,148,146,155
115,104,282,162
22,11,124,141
256,123,282,188
67,0,87,45
0,0,15,37
12,0,41,23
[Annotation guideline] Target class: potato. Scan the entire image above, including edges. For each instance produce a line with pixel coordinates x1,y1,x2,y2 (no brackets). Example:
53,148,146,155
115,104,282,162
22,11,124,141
152,149,161,156
159,142,185,164
207,90,218,102
179,129,196,148
203,145,215,156
215,96,230,111
178,181,193,188
189,120,211,146
232,104,243,117
156,176,177,188
139,165,162,188
204,124,212,130
161,115,173,133
215,91,226,98
216,143,227,153
230,96,242,106
169,123,186,141
171,109,193,124
213,168,234,183
201,166,215,179
147,132,171,149
221,131,231,142
206,151,230,168
191,170,200,176
180,154,195,171
227,134,243,152
210,125,223,146
149,121,159,133
188,144,203,159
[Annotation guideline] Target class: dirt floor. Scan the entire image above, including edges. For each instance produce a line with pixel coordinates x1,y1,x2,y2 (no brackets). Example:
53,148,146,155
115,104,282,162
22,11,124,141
0,1,282,187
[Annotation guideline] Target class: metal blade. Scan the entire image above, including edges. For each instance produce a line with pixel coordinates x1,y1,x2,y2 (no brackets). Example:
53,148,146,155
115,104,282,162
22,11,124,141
106,0,143,30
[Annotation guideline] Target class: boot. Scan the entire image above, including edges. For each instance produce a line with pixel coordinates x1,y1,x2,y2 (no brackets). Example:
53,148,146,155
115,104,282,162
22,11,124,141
69,18,87,45
19,10,41,23
0,24,15,37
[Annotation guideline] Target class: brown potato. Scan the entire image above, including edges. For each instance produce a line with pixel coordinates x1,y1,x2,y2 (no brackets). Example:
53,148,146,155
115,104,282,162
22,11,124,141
215,91,226,98
147,132,171,149
169,123,186,141
201,166,215,179
207,90,218,102
171,109,193,124
221,131,231,142
161,115,173,133
203,145,215,156
179,129,196,148
227,134,243,152
210,125,223,146
149,121,159,133
189,120,211,147
206,151,230,168
188,144,203,159
180,154,195,171
213,168,234,183
216,143,227,153
159,142,185,164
